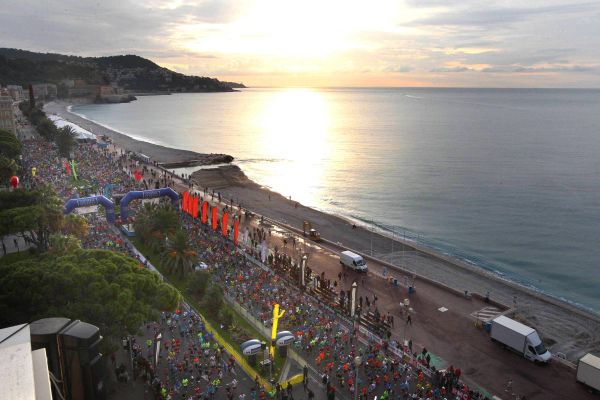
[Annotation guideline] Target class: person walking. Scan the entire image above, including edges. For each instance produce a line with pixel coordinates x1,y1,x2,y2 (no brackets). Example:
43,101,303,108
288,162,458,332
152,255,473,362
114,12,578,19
303,365,309,391
406,315,412,325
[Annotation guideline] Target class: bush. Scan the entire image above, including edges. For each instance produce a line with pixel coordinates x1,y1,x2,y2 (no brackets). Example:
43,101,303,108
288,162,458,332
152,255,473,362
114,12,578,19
201,284,223,320
219,309,233,329
187,270,210,300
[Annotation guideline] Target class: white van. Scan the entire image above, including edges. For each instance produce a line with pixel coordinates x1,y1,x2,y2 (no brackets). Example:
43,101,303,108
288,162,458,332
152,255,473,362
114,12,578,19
490,315,552,363
340,251,368,272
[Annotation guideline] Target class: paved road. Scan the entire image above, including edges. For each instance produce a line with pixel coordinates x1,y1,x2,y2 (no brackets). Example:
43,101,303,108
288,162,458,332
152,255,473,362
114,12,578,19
243,220,595,400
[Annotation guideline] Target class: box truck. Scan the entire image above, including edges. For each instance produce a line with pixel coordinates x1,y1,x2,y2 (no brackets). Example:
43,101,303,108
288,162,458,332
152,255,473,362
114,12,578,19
340,251,368,272
577,353,600,391
490,315,552,363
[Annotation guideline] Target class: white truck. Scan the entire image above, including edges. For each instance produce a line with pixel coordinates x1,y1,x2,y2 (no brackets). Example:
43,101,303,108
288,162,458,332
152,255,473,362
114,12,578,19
577,353,600,391
490,315,552,363
340,250,368,272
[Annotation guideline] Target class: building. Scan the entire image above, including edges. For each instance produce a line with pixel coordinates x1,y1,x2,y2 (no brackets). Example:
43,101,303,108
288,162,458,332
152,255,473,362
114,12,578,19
99,85,115,96
0,91,17,134
0,324,53,400
31,83,58,100
0,318,106,400
60,79,75,88
7,84,24,101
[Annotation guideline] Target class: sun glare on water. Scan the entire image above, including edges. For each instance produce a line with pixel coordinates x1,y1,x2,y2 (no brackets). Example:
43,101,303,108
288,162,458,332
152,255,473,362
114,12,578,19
257,89,331,202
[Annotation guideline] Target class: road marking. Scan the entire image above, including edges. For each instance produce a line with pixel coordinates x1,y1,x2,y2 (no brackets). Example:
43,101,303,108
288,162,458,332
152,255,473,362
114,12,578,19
470,306,502,322
438,307,448,312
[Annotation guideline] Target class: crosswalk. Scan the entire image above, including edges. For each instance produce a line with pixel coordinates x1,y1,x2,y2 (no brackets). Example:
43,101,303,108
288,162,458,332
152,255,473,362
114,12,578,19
470,306,503,322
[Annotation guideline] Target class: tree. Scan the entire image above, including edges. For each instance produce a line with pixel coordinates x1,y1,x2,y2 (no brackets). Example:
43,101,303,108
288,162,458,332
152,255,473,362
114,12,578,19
0,249,181,350
62,214,88,238
0,155,19,184
36,118,57,141
55,125,76,157
133,202,180,251
0,129,22,183
0,129,22,159
0,185,64,252
161,230,197,277
187,270,210,299
48,234,81,254
201,284,223,320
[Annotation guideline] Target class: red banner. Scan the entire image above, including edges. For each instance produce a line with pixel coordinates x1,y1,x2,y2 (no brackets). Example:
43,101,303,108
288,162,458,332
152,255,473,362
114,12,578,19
211,207,218,231
201,201,208,224
234,218,239,246
192,196,199,218
182,192,189,213
222,212,229,237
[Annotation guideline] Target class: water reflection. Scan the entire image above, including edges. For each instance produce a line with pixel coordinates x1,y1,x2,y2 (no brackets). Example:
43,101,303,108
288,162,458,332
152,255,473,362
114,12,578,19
257,89,330,203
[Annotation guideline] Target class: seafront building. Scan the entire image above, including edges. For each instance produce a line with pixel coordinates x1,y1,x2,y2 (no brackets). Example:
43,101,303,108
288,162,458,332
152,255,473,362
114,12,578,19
0,90,17,134
31,83,58,100
6,84,24,101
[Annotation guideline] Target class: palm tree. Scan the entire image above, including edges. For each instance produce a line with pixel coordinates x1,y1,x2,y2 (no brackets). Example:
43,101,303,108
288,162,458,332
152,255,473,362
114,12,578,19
161,230,197,277
134,203,179,252
55,125,77,157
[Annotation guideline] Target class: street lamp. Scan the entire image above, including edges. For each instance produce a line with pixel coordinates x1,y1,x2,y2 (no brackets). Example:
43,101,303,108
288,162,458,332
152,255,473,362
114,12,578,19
301,254,307,288
354,355,362,400
350,281,357,318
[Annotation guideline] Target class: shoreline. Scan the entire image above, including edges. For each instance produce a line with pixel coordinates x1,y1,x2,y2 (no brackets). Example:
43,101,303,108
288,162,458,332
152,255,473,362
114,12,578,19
44,100,233,167
50,99,600,361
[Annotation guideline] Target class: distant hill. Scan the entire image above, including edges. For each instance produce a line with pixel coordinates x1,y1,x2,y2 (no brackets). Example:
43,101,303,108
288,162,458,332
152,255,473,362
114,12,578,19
0,48,245,92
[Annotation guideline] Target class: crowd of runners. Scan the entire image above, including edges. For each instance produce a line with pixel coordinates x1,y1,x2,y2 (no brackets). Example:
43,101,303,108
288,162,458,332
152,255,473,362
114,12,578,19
16,133,493,399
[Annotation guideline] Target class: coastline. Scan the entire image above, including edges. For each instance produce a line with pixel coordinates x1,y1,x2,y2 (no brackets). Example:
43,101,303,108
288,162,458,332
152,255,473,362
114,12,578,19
43,100,233,167
49,99,600,362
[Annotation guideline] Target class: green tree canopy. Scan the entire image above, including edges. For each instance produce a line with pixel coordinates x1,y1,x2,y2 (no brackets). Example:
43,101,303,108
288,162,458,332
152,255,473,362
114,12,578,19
55,125,76,157
161,230,197,277
0,129,21,182
0,185,64,251
0,129,21,159
0,249,181,348
36,118,57,141
133,202,180,252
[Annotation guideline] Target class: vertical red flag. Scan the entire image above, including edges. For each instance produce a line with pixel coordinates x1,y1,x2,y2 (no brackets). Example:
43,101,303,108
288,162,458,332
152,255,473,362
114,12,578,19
192,196,199,218
234,218,239,246
201,201,208,224
182,192,189,213
211,207,218,231
222,212,229,237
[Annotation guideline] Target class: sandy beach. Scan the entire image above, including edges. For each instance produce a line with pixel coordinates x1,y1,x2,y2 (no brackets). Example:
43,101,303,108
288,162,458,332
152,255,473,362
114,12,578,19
44,101,233,167
50,100,600,363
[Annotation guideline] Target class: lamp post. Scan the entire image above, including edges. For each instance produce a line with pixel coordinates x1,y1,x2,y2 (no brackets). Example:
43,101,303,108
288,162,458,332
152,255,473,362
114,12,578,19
301,254,307,288
350,281,357,318
354,355,362,400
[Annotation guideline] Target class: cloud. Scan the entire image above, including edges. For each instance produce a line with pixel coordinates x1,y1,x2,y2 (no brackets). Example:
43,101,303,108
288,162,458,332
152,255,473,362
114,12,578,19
410,2,597,27
464,48,577,67
0,0,599,86
481,65,597,73
0,0,242,56
385,65,414,73
430,66,472,73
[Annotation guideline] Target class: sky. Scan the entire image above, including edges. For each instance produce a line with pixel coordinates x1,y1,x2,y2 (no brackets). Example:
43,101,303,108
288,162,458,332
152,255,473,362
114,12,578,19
1,0,599,87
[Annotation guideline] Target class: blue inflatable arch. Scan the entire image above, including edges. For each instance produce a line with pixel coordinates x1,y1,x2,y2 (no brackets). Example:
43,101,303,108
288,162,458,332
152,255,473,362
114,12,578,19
64,195,116,223
120,187,179,221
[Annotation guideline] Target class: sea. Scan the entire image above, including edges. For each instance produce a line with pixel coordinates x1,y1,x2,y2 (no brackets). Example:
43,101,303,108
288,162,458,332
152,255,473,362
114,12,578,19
70,87,600,314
